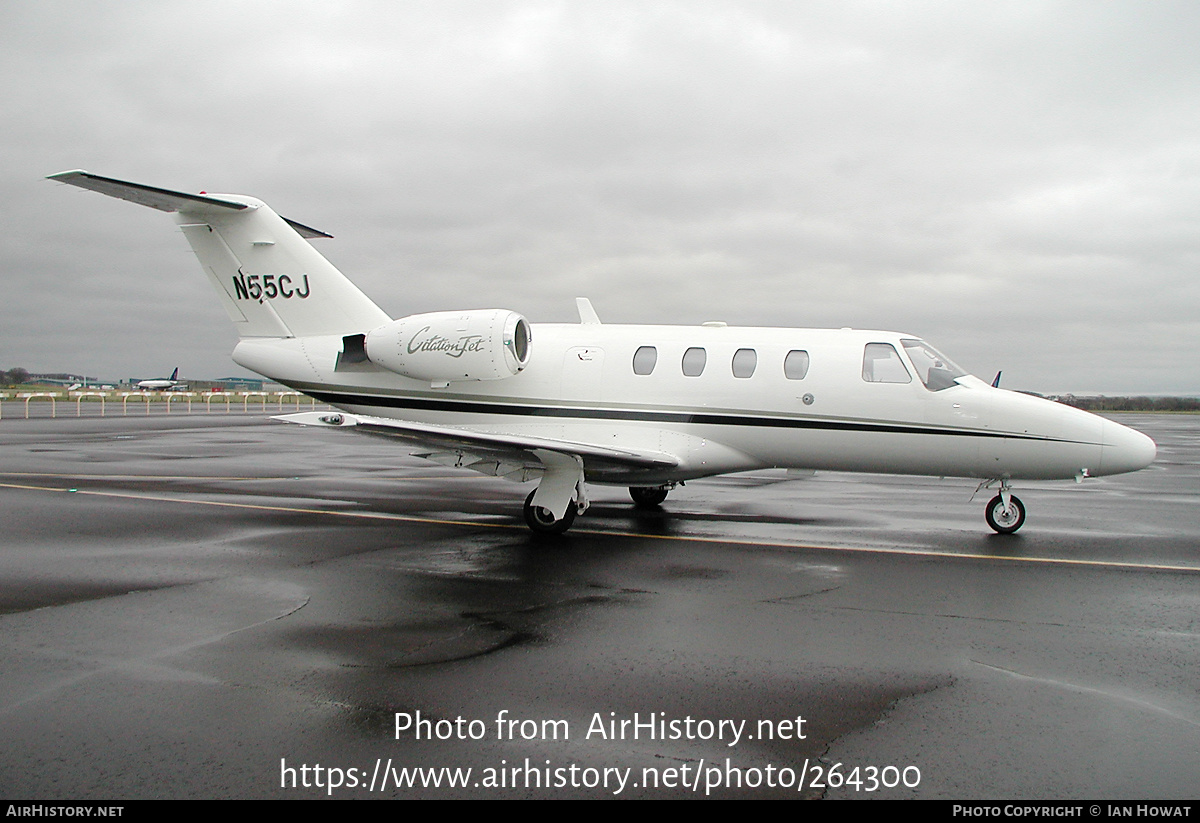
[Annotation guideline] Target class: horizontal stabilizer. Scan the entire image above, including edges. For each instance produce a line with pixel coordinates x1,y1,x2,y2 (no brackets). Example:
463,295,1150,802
47,170,248,214
47,170,332,238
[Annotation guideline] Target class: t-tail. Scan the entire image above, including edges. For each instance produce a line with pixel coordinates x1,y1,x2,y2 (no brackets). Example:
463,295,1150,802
47,171,391,339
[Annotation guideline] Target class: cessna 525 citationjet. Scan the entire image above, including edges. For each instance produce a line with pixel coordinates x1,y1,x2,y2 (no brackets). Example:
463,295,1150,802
48,170,1157,535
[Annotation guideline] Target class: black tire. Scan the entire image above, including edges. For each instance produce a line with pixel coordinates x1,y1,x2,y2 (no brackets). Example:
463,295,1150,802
524,490,577,535
985,494,1025,534
629,486,669,508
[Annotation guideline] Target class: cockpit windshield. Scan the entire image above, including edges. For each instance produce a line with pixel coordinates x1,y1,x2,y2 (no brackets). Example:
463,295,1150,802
901,339,968,391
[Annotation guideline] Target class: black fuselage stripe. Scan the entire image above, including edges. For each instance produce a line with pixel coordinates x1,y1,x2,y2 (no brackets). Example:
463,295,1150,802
306,390,1079,444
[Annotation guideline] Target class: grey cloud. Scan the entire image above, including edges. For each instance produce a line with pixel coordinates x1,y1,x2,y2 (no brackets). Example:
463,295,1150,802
3,1,1198,393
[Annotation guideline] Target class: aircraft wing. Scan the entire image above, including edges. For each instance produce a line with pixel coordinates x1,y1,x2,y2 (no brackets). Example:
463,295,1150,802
274,411,679,481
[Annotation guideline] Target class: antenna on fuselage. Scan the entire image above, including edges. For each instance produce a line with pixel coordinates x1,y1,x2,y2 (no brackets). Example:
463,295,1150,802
576,297,602,325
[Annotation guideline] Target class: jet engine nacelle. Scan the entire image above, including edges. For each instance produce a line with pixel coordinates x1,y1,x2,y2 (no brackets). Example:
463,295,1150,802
364,309,531,383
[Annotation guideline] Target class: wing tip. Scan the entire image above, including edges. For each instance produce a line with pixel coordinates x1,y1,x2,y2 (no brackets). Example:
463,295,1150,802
46,169,89,182
283,216,334,240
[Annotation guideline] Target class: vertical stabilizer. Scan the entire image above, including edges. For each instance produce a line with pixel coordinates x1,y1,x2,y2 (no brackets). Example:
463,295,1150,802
48,170,391,339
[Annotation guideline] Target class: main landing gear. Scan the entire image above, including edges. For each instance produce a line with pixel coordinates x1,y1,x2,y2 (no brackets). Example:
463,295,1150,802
982,480,1025,534
523,490,578,535
523,483,675,534
522,452,587,535
629,485,670,508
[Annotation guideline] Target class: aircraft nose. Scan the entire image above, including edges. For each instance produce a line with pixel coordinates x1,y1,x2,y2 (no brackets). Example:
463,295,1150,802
1098,419,1157,476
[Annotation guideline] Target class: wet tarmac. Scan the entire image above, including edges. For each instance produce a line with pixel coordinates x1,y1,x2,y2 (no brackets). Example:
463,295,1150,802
0,413,1197,799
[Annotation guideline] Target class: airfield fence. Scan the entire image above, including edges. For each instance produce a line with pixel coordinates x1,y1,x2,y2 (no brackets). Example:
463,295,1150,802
0,391,328,420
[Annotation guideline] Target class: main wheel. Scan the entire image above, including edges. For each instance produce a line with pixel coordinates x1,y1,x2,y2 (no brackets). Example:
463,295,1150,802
985,494,1025,534
524,490,577,535
629,486,669,508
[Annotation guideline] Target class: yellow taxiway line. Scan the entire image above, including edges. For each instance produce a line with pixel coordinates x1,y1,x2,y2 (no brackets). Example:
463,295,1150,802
1,478,1196,575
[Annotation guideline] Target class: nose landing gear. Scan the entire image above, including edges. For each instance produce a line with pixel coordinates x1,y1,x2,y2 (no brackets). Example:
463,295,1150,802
981,479,1025,534
985,493,1025,534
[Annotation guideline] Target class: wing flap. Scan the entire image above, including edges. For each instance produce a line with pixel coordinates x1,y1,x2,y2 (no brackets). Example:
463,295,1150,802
273,411,680,475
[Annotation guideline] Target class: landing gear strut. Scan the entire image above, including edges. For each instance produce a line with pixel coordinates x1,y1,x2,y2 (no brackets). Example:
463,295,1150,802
629,486,669,508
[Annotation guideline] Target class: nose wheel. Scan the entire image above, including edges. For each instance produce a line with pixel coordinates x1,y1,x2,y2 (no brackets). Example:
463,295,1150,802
985,493,1025,534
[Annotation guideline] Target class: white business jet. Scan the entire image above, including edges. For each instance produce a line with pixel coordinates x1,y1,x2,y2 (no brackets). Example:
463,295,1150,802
47,170,1156,535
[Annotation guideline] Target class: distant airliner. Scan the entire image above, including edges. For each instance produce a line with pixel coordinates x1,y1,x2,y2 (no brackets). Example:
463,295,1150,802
48,170,1156,535
136,367,181,391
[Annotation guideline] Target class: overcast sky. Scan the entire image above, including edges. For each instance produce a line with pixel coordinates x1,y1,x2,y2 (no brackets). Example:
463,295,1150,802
3,1,1198,393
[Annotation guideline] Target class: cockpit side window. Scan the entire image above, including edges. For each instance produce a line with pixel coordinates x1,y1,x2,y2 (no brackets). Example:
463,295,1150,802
862,343,911,383
901,339,967,391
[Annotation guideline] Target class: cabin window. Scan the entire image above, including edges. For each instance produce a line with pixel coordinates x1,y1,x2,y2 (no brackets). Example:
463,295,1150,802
732,348,757,378
783,350,810,380
632,346,658,375
901,339,967,392
862,343,912,383
682,347,707,377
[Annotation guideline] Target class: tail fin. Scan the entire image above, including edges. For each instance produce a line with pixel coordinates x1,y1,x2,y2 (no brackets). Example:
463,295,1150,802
47,170,391,339
170,367,179,381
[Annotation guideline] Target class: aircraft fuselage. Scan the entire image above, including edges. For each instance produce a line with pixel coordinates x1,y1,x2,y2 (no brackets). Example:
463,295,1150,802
231,323,1153,487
